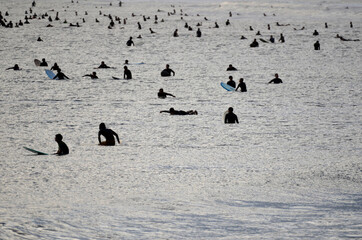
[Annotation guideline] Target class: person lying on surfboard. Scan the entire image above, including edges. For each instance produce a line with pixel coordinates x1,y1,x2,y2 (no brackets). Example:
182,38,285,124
160,108,197,115
53,69,69,80
55,134,69,155
98,123,121,146
83,72,98,79
158,88,175,98
98,61,111,68
6,64,20,70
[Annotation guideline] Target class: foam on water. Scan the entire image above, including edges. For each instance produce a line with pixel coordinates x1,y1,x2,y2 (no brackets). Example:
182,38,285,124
0,0,361,239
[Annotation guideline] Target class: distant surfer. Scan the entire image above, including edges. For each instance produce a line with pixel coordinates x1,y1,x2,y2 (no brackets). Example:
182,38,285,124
158,88,175,98
50,63,60,72
268,73,283,84
226,64,237,71
124,66,132,79
98,123,120,146
235,78,247,92
313,30,319,36
196,28,202,37
83,72,98,79
160,108,197,115
279,33,285,43
40,58,48,66
126,37,134,46
98,61,111,68
314,40,320,50
124,60,129,65
55,134,69,155
173,29,179,37
161,64,175,77
6,64,20,70
227,76,236,88
250,39,259,47
53,69,69,80
224,107,239,124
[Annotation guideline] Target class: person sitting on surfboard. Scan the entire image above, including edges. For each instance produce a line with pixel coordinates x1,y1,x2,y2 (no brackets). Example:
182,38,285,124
224,107,239,124
124,66,132,79
50,63,60,72
98,123,121,146
6,64,20,70
160,108,197,115
158,88,175,98
235,78,247,92
53,69,69,80
40,58,48,67
55,134,69,155
83,72,98,79
227,76,236,88
268,73,283,84
161,64,175,77
98,61,111,68
226,64,237,71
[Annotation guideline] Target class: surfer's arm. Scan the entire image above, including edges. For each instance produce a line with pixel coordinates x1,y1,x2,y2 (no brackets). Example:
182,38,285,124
235,84,240,91
98,132,102,144
83,74,91,77
5,67,13,70
160,110,170,113
53,74,58,79
113,132,120,144
166,93,175,97
64,74,70,79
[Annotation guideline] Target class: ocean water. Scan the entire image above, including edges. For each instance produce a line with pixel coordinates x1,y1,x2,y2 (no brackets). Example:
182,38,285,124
0,0,361,239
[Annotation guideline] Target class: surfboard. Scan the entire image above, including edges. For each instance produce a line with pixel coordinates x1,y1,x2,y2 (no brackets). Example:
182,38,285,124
45,69,58,80
112,76,121,80
34,59,41,66
221,82,235,91
23,147,48,155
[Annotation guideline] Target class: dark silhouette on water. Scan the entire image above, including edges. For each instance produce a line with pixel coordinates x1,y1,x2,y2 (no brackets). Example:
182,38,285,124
6,64,20,70
40,58,48,66
98,123,120,146
224,107,239,124
269,73,283,84
227,64,237,71
314,40,320,50
83,72,98,79
126,37,134,46
250,39,259,47
158,88,175,98
98,61,111,68
161,64,175,77
124,66,132,79
53,69,69,80
235,78,247,92
227,76,236,88
55,134,69,155
160,108,197,115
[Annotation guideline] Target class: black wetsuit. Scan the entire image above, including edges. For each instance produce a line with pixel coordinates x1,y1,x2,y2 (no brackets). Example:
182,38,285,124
57,141,69,155
269,77,283,84
225,112,239,124
40,61,48,67
98,128,119,145
227,66,237,71
227,80,236,88
124,69,132,79
54,72,69,80
236,82,247,92
161,69,175,77
158,92,173,98
126,39,134,46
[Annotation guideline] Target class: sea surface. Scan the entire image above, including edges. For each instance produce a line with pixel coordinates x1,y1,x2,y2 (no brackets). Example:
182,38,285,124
0,0,361,239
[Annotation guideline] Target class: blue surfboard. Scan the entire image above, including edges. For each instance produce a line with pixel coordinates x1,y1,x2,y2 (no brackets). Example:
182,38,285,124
221,82,235,91
45,69,58,80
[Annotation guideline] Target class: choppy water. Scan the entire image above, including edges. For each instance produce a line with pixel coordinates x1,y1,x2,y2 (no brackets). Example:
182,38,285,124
0,0,361,239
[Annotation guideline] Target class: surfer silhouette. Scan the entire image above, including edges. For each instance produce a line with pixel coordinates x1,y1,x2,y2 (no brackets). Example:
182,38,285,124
98,61,111,68
124,66,132,79
224,107,239,124
6,64,20,70
314,40,320,50
227,64,237,71
50,63,60,72
83,72,98,79
40,58,48,66
53,69,69,80
235,78,247,92
160,108,197,115
98,123,120,146
268,73,283,84
227,76,236,88
126,37,134,46
55,134,69,155
158,88,175,98
161,64,175,76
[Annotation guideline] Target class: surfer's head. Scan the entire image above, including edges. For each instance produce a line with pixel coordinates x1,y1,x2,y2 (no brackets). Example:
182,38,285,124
55,134,63,142
99,123,106,130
